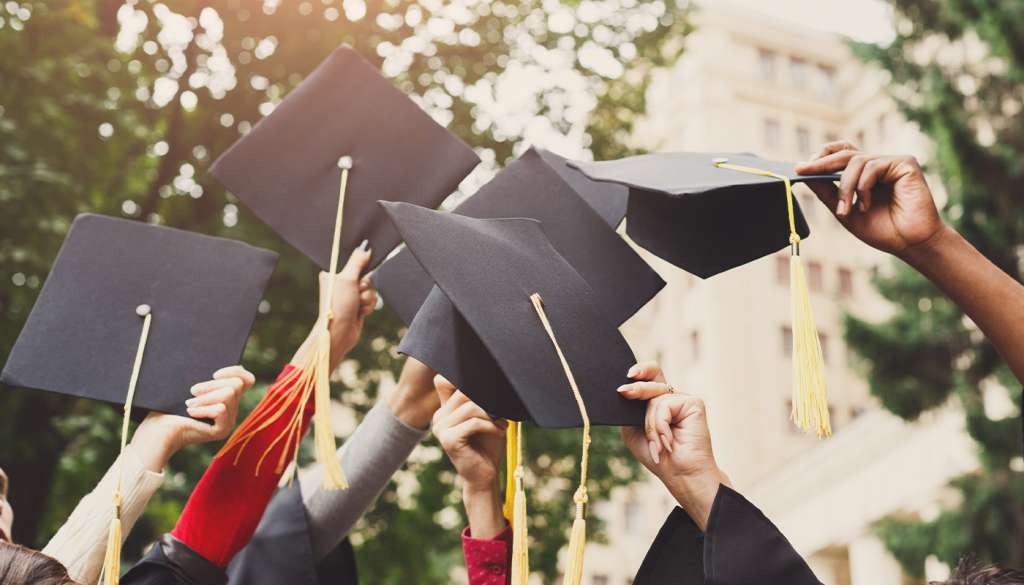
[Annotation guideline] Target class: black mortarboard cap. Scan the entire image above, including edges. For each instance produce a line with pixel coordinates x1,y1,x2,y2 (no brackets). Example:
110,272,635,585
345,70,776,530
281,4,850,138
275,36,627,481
1,214,278,417
381,202,644,428
534,148,629,228
570,153,838,277
373,147,663,327
211,46,480,270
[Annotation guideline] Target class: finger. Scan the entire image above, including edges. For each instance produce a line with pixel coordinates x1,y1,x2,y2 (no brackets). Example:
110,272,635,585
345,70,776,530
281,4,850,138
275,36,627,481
626,361,665,382
339,240,372,281
212,365,255,389
816,140,859,158
794,147,858,176
359,289,375,306
359,274,374,291
617,381,674,400
186,386,237,409
433,375,458,406
836,154,874,218
187,402,226,421
445,399,493,426
644,399,661,449
652,396,675,453
360,293,377,318
857,157,897,212
190,378,239,397
446,417,507,444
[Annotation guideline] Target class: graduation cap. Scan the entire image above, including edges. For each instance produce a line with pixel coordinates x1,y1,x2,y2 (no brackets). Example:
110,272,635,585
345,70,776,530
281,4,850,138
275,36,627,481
210,45,480,272
0,213,278,584
373,146,663,328
382,201,644,585
534,148,629,228
572,152,837,437
210,46,479,486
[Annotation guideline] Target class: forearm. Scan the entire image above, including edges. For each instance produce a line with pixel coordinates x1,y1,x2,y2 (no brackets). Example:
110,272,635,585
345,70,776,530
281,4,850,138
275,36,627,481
901,225,1024,381
463,482,505,540
172,365,314,568
43,446,164,584
300,400,428,560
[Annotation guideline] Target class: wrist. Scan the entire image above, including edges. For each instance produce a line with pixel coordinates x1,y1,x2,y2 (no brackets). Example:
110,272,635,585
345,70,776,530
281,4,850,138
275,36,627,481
462,480,504,539
898,223,960,271
128,426,177,473
662,466,729,531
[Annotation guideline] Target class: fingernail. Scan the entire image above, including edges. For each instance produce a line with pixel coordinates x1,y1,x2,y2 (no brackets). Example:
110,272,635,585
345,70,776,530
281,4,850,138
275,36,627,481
627,365,639,377
649,440,660,464
616,385,630,393
661,434,673,453
190,386,200,396
185,398,195,407
359,239,369,251
837,200,848,216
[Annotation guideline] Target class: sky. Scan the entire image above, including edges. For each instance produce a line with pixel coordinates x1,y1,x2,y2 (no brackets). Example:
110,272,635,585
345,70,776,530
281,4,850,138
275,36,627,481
709,0,896,44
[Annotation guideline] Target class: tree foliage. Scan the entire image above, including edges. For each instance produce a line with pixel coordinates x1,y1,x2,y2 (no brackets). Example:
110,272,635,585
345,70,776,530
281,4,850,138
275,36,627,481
0,0,690,581
851,0,1024,573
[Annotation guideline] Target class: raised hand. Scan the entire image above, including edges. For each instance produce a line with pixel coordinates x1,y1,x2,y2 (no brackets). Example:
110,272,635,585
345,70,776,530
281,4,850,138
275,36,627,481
130,365,256,472
619,362,730,530
323,241,378,358
432,376,507,538
795,142,946,257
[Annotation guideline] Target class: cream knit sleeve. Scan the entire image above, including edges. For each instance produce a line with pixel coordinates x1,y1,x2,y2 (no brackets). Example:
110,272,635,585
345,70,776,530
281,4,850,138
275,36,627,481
42,444,164,584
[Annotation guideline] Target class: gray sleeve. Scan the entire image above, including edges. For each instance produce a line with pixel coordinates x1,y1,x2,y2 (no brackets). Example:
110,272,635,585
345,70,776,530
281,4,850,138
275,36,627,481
299,400,428,561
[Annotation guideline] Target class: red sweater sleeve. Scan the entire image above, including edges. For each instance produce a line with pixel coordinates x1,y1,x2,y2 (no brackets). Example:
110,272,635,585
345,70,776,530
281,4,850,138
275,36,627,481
171,365,313,568
462,524,512,585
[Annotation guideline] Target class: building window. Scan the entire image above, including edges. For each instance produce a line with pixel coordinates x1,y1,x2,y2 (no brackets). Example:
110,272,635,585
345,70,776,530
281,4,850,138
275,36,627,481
781,326,793,358
824,131,839,144
856,129,865,148
758,48,776,81
877,113,887,141
838,267,854,297
592,576,609,585
790,57,808,88
819,332,829,362
808,261,824,292
689,330,701,362
815,64,837,97
624,500,641,533
763,118,781,149
776,255,790,286
796,126,811,157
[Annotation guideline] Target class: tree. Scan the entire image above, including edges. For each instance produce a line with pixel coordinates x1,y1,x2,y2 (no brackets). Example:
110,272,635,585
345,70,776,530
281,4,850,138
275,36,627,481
850,0,1024,573
0,0,691,581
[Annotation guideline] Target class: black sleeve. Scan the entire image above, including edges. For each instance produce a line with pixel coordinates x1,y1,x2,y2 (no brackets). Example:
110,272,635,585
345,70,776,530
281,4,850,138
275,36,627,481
633,507,705,585
633,486,822,585
121,534,227,585
703,486,821,585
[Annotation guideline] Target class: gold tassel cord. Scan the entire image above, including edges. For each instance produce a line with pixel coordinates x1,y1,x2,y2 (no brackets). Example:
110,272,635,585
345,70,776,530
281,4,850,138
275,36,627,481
215,157,353,488
509,421,529,585
712,159,831,437
503,420,519,523
529,294,590,585
98,305,153,585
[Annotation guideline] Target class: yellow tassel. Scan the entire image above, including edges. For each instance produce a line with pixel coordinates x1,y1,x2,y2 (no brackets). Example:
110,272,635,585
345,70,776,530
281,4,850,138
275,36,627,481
503,420,519,523
530,294,591,585
98,508,122,585
712,159,830,437
99,306,152,585
215,158,354,485
789,249,831,437
509,422,529,585
314,321,347,489
561,488,588,585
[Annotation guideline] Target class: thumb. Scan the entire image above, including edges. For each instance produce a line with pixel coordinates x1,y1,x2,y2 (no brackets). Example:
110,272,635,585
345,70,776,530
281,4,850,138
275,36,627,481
434,374,456,404
339,239,372,281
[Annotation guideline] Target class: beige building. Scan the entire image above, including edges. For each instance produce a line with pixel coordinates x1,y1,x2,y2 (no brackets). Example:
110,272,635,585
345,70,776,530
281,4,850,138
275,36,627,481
578,4,978,585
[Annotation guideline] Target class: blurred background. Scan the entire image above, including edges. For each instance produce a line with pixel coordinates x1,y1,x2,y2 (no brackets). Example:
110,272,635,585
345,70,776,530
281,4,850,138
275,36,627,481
0,0,1021,583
